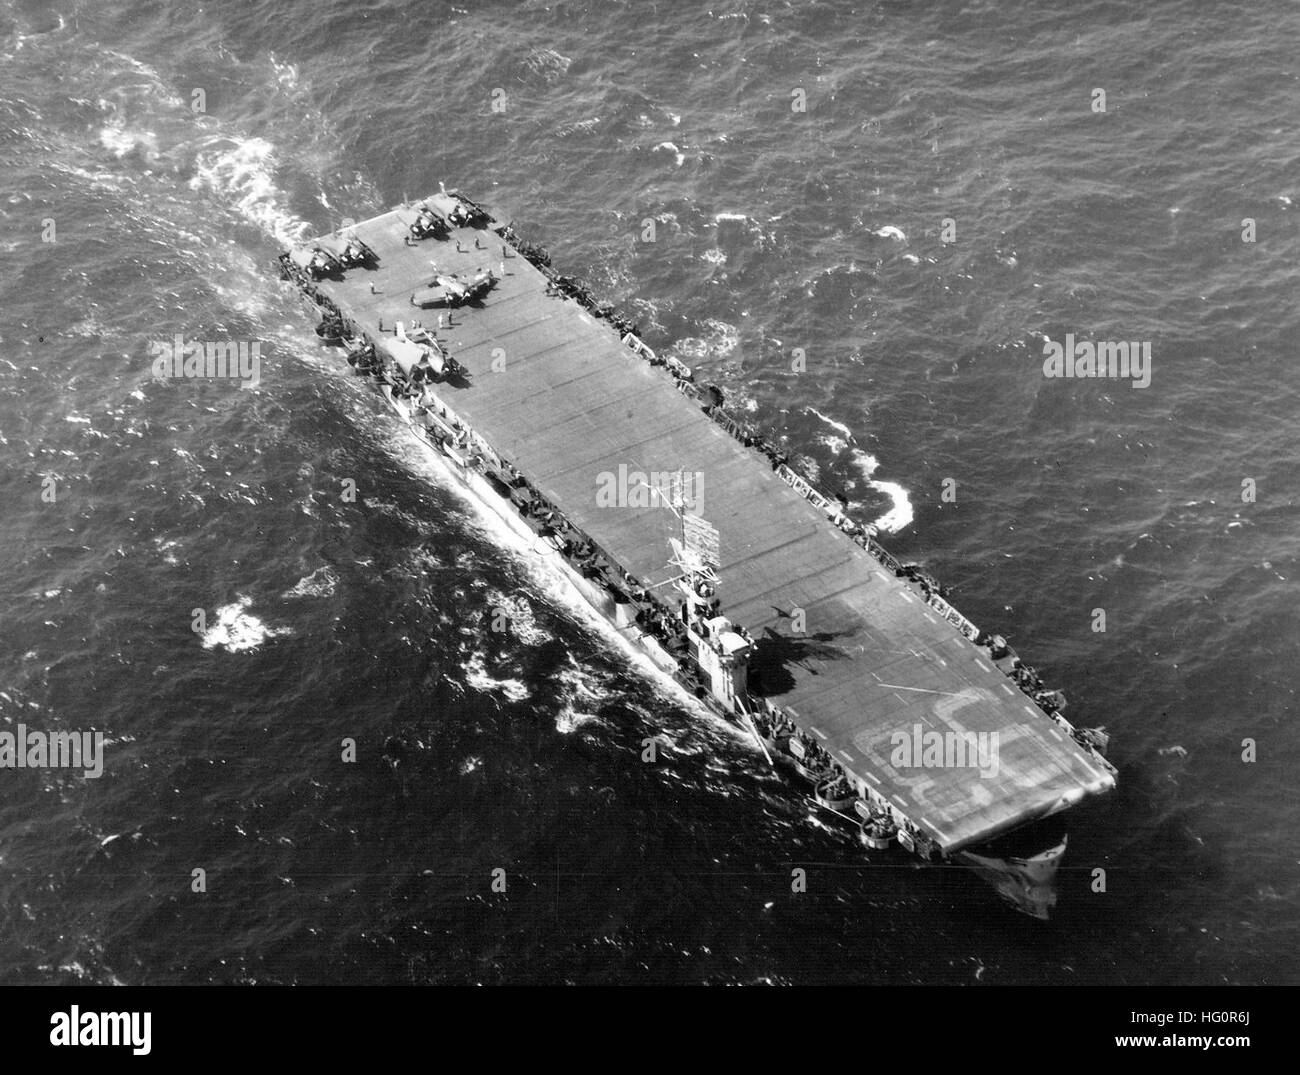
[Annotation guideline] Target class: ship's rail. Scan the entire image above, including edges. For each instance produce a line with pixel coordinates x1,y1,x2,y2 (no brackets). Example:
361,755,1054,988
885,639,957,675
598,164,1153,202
922,593,983,644
707,407,756,445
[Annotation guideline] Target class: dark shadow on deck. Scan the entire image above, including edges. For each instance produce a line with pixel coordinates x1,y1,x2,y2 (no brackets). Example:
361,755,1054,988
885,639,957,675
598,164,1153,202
746,625,859,698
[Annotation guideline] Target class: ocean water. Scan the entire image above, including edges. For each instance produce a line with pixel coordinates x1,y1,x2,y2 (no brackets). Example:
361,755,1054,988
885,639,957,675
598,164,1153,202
1,0,1297,985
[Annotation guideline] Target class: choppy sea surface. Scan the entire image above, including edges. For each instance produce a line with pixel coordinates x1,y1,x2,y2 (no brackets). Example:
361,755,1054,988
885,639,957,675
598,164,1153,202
1,0,1297,985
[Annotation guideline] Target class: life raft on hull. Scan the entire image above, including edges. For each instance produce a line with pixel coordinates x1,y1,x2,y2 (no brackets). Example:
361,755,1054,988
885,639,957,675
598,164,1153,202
858,807,899,851
814,777,858,812
859,820,897,851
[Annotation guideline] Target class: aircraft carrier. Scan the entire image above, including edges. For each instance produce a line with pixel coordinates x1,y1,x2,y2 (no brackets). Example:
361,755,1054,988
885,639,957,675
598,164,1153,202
279,189,1117,919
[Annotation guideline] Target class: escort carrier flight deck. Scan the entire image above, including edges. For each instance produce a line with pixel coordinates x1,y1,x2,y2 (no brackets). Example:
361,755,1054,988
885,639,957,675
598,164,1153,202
280,189,1117,920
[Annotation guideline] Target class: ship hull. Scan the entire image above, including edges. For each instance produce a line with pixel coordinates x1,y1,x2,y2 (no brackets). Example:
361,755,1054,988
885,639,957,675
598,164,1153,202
328,331,1079,919
956,837,1069,921
280,192,1118,921
378,381,1077,918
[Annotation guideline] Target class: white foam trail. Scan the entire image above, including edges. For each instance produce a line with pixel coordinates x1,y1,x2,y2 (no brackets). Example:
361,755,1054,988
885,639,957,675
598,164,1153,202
463,650,530,702
805,406,856,443
201,596,291,652
189,136,309,247
851,449,913,533
482,589,547,645
209,245,285,321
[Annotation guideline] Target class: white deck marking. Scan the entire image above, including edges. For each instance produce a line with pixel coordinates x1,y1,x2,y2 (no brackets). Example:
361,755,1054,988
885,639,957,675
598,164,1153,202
838,749,856,764
810,726,827,739
874,679,972,698
899,590,915,603
1001,682,1017,695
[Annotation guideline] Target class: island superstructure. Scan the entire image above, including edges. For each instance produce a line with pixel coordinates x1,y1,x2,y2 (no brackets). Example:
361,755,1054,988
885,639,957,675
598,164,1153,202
280,189,1117,919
